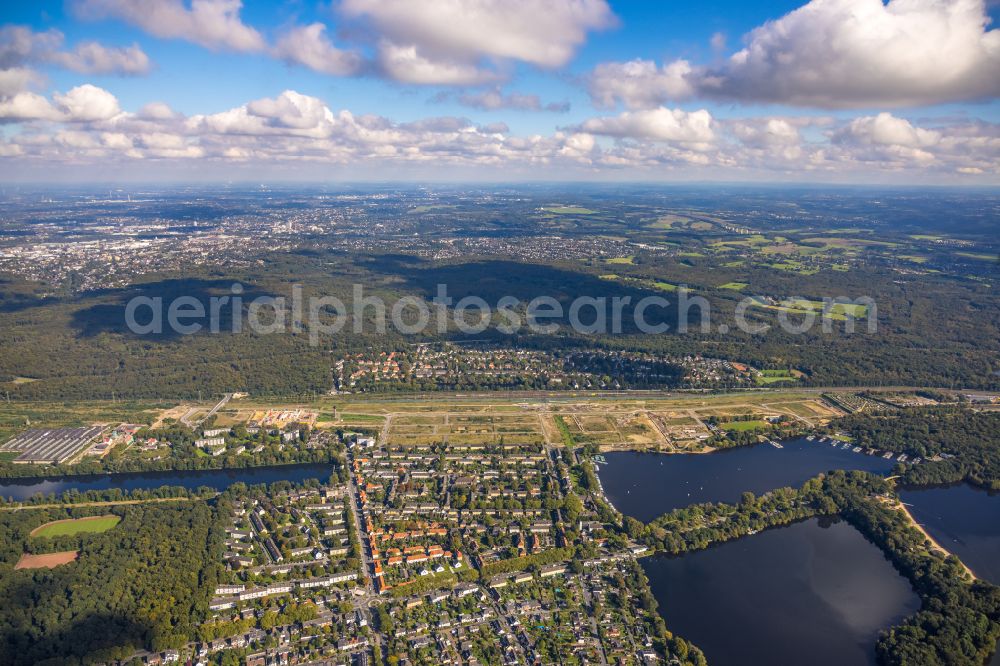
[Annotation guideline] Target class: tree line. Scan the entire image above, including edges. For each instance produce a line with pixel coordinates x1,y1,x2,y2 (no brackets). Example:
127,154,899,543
833,407,1000,490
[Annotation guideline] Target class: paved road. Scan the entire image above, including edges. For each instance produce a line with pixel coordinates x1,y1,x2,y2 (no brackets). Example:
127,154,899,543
346,452,376,593
323,386,983,404
201,393,234,424
178,393,233,427
486,592,530,665
577,575,609,666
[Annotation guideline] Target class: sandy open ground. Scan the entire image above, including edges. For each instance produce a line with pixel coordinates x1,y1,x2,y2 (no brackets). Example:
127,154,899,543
15,550,78,570
895,501,976,580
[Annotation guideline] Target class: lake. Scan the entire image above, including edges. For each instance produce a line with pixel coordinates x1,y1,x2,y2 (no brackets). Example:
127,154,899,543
641,518,921,666
900,483,1000,586
0,462,334,502
600,440,1000,666
598,437,896,521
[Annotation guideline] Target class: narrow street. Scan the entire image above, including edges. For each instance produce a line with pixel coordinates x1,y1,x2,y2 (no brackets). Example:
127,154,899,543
346,450,376,593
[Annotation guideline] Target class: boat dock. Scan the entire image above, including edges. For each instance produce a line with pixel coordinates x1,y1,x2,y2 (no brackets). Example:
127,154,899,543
804,433,919,465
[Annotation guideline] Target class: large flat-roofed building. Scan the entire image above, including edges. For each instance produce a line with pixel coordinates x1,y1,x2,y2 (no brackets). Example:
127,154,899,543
0,426,105,464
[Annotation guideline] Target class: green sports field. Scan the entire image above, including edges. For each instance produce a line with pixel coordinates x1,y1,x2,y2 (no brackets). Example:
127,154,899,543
31,515,121,538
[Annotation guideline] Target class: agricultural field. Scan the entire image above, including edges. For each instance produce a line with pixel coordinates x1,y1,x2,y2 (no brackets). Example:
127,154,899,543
647,214,695,229
599,273,678,292
748,297,869,321
541,206,596,215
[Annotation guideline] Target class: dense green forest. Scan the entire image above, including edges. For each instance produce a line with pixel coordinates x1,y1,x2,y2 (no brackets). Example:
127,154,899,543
834,408,1000,489
0,501,225,665
1,246,997,401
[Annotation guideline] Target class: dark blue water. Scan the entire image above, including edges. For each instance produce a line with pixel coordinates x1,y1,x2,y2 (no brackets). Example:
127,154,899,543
599,438,895,521
641,518,921,666
0,463,333,502
900,484,1000,586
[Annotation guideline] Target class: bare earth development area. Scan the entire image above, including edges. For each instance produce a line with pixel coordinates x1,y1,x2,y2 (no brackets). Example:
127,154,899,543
14,550,78,570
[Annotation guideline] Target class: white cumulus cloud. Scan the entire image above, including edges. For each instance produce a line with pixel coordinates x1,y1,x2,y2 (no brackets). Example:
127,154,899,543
341,0,613,67
341,0,614,84
0,83,121,122
0,89,996,181
708,0,1000,107
0,25,151,76
579,108,715,144
0,91,62,122
376,42,502,86
72,0,265,53
50,41,151,75
835,113,941,149
588,59,695,109
588,0,1000,109
450,88,569,112
272,23,363,76
0,67,39,97
53,84,122,121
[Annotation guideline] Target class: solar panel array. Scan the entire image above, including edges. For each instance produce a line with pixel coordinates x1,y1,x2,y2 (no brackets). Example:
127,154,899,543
0,426,104,463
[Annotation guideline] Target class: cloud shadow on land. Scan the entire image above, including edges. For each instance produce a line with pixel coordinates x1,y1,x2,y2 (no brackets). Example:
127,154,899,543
69,277,278,339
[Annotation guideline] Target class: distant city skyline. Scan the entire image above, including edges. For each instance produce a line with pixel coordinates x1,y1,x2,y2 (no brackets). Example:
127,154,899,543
1,0,998,183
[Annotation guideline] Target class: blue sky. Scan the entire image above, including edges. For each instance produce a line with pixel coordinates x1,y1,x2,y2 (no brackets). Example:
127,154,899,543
1,0,998,183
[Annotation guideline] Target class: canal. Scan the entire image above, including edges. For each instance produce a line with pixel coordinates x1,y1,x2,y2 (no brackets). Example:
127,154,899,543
0,462,334,502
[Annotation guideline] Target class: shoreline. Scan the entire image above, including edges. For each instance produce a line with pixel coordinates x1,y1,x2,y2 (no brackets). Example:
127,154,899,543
896,500,977,580
0,458,334,484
